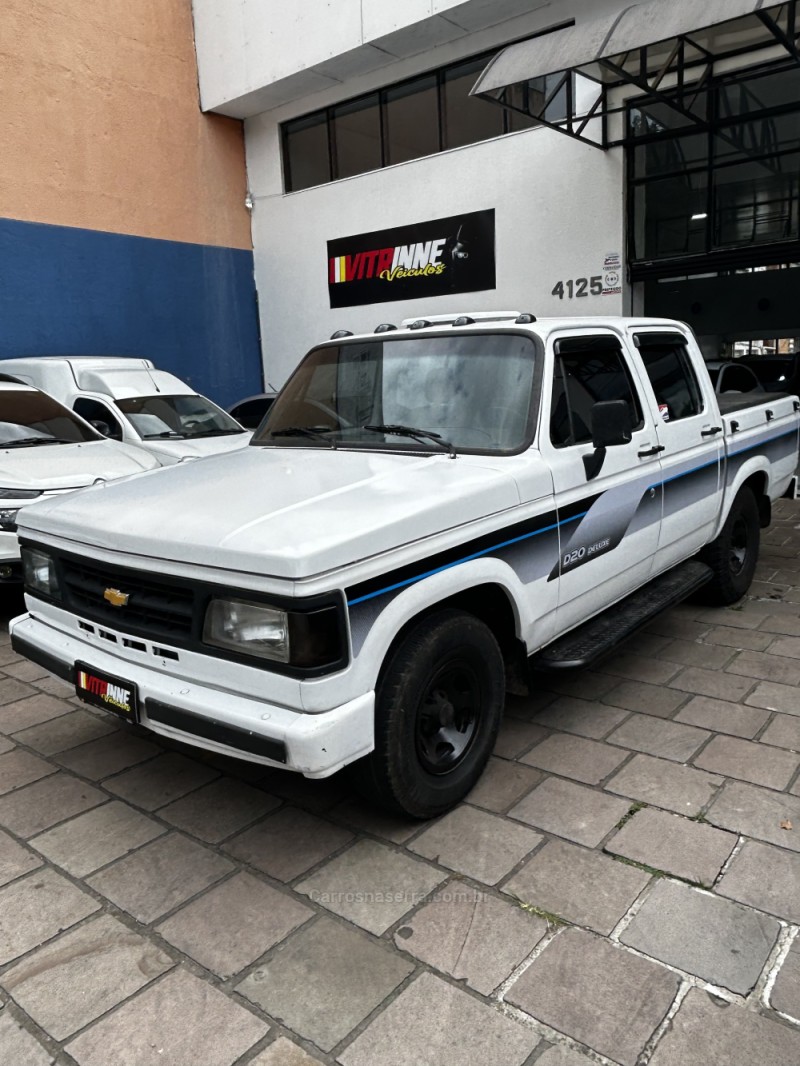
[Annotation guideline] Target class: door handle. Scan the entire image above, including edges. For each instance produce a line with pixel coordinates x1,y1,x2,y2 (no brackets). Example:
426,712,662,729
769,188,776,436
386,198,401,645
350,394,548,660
701,426,723,437
637,444,665,458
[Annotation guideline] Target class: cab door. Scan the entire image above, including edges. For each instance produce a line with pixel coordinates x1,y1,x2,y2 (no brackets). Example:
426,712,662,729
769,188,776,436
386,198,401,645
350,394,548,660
632,330,724,572
540,332,663,637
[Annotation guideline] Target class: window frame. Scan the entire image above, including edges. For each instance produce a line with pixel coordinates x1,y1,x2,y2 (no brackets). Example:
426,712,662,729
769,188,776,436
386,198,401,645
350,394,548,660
633,332,706,422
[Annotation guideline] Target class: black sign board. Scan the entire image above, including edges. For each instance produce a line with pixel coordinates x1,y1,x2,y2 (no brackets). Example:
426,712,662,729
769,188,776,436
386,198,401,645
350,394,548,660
327,210,496,308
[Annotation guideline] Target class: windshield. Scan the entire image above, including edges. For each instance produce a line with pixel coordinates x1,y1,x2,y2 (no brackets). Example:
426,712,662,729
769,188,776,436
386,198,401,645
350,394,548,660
0,390,99,447
115,395,246,439
254,334,538,454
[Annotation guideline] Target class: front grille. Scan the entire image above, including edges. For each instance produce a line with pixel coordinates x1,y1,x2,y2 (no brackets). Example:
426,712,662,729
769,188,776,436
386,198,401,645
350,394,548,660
60,557,196,642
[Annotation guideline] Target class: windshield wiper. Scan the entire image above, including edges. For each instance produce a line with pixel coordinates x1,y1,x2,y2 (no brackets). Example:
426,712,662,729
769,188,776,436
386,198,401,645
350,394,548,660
363,424,456,458
270,426,337,449
190,428,247,437
143,431,184,439
0,436,74,448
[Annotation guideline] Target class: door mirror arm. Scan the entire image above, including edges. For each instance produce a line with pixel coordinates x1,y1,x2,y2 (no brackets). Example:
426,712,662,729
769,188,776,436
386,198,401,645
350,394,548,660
583,400,634,480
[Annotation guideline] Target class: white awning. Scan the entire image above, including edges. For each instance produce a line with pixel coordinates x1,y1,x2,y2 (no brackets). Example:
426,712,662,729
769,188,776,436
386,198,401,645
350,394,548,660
472,0,790,95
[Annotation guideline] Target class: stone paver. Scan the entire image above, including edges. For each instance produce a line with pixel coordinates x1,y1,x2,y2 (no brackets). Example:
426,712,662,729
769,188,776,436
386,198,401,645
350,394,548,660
339,971,539,1066
0,868,99,965
12,710,116,755
693,734,799,790
607,714,709,763
509,775,630,847
531,695,629,738
237,918,412,1052
649,986,800,1065
31,800,166,877
250,1037,324,1065
717,839,800,922
0,748,56,794
65,967,268,1066
297,838,446,933
0,773,107,838
157,871,312,977
88,832,234,923
0,690,63,726
55,730,161,779
674,695,770,738
158,777,281,842
620,878,780,994
0,913,173,1039
224,806,354,882
493,717,549,758
504,838,650,934
329,797,421,843
706,780,800,851
520,732,629,783
603,679,688,717
409,805,541,885
393,884,547,994
507,927,679,1066
771,938,800,1018
465,755,544,812
605,753,722,815
0,1011,55,1066
669,666,755,702
535,1048,600,1066
0,827,42,886
728,648,800,686
760,712,800,749
103,751,219,810
599,651,682,685
745,679,800,714
605,807,735,885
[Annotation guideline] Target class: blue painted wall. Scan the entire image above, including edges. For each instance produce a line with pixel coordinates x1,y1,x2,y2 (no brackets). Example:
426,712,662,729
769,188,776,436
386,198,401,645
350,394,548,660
0,217,262,408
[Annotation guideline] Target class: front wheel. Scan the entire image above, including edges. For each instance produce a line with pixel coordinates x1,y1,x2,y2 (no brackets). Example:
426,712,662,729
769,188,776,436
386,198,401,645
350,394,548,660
352,609,505,819
698,487,760,605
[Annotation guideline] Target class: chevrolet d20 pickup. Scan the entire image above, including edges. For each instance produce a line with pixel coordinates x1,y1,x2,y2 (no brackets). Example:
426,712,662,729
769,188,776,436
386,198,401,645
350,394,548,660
10,314,800,817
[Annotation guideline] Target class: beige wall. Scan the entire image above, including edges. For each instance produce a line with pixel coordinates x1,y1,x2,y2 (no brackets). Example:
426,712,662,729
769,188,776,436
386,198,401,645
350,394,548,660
2,0,252,249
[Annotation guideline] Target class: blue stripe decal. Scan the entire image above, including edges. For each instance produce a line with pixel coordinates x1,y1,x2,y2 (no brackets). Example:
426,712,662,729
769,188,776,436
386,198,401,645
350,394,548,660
347,511,587,606
648,427,798,492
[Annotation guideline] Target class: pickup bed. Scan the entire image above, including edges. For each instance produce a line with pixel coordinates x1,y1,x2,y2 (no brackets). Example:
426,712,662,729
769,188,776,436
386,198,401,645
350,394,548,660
9,314,800,817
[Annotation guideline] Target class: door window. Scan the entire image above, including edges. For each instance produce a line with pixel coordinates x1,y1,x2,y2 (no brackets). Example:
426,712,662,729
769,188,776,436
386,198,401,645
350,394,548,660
73,398,123,440
635,334,704,421
550,337,644,447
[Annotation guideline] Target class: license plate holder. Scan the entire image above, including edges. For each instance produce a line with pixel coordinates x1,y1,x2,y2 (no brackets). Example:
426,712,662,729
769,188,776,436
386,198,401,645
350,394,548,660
75,662,139,722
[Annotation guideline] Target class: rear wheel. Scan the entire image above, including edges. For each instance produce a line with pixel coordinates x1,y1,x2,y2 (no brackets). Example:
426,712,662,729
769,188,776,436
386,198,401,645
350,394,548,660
352,609,504,819
698,487,760,605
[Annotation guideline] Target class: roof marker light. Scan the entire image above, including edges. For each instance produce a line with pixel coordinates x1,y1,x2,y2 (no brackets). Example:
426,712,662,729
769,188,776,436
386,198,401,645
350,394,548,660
374,323,397,333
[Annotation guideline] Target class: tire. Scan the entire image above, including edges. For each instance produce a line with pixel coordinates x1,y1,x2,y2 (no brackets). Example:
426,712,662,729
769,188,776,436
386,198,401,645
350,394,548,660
351,609,505,819
698,487,760,605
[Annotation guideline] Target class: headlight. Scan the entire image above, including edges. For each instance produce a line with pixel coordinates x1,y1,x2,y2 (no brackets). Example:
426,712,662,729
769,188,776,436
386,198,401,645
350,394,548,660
21,547,61,599
203,596,345,670
0,508,18,531
0,488,42,500
203,600,290,662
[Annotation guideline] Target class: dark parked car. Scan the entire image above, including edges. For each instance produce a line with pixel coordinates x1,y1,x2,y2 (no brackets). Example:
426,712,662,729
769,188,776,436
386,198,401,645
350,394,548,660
704,361,764,395
741,354,800,397
227,392,277,431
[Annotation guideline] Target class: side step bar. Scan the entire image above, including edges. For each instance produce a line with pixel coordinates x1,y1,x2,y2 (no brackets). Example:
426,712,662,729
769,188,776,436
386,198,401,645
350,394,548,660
530,560,713,671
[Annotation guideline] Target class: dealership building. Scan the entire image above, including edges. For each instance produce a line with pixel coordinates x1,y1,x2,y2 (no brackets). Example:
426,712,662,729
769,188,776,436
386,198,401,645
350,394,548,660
193,0,800,385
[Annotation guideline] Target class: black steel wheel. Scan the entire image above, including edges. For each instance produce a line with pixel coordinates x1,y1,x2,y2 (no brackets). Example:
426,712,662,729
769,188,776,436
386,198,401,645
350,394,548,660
698,486,760,605
351,609,505,818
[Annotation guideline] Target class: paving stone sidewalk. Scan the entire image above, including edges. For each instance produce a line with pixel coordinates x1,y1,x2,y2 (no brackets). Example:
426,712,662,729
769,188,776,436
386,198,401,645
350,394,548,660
2,499,800,1065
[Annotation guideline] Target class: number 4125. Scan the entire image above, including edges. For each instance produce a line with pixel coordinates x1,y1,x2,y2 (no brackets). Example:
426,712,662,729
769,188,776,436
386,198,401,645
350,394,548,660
551,276,603,299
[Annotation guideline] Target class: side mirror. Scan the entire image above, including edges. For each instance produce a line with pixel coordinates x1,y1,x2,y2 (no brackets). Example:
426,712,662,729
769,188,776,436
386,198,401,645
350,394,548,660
592,400,633,448
90,420,112,437
583,400,633,480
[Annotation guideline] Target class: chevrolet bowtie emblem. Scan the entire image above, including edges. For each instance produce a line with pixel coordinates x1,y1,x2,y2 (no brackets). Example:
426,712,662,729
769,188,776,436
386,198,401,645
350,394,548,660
103,588,129,608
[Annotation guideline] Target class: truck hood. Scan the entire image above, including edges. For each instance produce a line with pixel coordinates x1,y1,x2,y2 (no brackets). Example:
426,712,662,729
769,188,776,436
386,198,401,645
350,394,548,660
141,432,252,465
0,439,158,492
18,446,523,579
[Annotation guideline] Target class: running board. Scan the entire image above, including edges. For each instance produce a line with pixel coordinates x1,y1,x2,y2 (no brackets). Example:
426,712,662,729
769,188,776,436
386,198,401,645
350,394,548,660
530,560,713,671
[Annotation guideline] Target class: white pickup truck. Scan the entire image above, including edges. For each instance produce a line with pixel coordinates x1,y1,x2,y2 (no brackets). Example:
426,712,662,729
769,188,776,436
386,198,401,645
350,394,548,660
9,314,800,817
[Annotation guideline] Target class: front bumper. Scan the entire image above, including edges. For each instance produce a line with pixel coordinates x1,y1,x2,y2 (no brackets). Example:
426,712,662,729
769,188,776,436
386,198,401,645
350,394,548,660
9,612,374,777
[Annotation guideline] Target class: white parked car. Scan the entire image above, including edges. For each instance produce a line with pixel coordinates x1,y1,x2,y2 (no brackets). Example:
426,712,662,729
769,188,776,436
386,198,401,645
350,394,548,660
0,375,160,581
0,357,250,465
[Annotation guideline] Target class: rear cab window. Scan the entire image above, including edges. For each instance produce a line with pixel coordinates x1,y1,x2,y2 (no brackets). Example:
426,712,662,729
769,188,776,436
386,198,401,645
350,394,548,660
633,332,705,423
